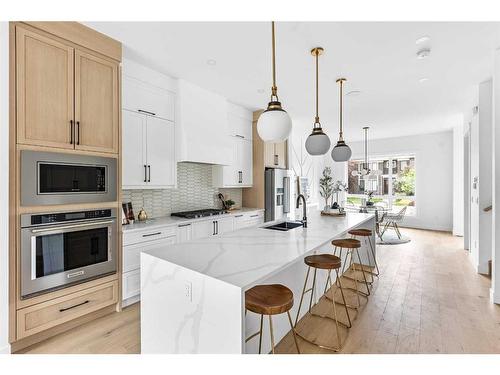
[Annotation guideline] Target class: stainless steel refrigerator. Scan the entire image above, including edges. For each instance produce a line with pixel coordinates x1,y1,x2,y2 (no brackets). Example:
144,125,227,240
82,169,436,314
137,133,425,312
265,168,293,222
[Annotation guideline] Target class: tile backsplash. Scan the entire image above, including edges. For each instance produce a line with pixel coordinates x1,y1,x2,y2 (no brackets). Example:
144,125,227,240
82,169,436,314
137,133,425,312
122,162,242,218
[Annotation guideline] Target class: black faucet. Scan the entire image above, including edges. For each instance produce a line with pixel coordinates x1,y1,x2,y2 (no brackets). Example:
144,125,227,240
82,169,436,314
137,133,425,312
296,194,307,228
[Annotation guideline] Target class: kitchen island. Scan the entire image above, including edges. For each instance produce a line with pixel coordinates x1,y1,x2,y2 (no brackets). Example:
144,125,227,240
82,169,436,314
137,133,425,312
140,211,375,353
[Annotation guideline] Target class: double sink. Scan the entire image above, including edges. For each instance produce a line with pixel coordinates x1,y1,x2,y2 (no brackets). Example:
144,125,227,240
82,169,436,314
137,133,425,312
263,221,304,231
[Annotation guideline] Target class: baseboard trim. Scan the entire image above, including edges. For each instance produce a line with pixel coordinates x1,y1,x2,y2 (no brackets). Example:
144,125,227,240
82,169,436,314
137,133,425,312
490,288,500,304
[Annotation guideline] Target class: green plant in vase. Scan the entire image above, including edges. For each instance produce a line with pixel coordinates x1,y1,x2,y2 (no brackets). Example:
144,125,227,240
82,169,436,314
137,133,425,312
225,199,235,210
332,180,348,209
319,167,334,212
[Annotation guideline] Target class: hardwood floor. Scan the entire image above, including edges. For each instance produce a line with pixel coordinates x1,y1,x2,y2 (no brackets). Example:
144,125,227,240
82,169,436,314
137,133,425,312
18,228,500,354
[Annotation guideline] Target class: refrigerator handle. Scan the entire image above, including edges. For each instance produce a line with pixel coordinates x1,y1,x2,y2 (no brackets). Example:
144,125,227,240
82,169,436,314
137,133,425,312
283,176,290,214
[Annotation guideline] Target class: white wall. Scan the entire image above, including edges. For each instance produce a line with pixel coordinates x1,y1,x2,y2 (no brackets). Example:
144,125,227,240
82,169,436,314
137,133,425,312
0,22,10,353
491,49,500,304
325,131,454,232
453,123,465,236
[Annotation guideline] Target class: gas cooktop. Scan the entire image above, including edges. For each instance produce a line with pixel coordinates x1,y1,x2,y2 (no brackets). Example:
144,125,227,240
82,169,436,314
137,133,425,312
171,208,227,219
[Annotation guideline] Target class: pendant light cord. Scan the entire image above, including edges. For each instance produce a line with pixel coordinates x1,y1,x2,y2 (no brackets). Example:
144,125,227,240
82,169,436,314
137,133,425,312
364,127,368,169
271,21,278,100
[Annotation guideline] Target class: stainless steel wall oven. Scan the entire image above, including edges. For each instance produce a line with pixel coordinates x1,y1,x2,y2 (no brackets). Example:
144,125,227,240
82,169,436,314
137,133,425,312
20,208,117,298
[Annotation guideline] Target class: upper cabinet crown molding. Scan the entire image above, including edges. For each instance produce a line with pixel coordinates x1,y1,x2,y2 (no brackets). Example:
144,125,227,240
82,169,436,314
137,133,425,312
22,21,122,62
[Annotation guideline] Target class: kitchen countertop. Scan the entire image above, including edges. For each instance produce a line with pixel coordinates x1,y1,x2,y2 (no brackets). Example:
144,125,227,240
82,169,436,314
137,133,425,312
122,207,264,233
142,211,374,290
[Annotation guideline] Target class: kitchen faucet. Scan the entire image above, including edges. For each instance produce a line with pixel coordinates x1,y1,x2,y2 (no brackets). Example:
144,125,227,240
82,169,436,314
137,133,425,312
296,194,307,228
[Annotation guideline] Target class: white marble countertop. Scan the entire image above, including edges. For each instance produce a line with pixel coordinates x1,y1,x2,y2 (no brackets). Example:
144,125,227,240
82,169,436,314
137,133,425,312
122,207,264,233
142,211,374,290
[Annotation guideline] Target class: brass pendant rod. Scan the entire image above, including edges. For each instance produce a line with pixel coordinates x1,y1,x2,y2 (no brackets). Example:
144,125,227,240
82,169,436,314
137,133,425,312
339,79,344,140
271,21,277,99
364,127,368,168
315,51,319,123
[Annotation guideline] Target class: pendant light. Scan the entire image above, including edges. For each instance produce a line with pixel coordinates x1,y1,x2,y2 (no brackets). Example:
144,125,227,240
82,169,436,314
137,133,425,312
305,47,331,155
257,21,292,143
351,127,382,178
331,78,352,162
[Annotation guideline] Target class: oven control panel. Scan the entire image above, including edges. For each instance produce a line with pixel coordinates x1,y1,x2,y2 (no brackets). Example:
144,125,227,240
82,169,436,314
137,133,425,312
30,209,113,225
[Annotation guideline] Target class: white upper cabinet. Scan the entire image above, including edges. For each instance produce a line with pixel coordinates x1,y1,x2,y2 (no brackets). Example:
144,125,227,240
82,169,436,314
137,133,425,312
122,110,176,189
123,76,175,121
121,60,177,189
176,79,230,165
213,103,253,187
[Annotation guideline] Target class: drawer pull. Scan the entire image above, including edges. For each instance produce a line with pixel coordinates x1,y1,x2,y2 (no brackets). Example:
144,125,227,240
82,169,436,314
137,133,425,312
59,300,89,312
235,134,245,139
234,214,244,218
178,223,191,227
138,109,156,116
142,232,162,237
250,214,260,218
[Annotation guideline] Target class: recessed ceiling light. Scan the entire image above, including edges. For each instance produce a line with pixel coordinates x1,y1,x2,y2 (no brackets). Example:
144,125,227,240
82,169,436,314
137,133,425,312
206,59,217,66
419,77,430,83
416,36,430,44
416,48,431,59
346,90,362,97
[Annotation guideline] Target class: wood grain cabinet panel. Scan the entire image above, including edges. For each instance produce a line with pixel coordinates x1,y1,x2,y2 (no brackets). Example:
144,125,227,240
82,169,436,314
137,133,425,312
16,26,74,149
75,50,119,153
17,281,118,339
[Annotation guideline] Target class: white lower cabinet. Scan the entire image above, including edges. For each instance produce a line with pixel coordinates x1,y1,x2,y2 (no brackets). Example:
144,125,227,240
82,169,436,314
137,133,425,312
215,216,234,235
192,220,214,239
176,223,192,243
233,211,264,230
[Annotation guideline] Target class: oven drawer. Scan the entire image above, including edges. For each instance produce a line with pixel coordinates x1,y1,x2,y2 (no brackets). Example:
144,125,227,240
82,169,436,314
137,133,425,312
123,225,176,246
17,280,118,339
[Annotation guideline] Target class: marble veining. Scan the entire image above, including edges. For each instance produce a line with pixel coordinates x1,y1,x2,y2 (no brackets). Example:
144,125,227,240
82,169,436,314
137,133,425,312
143,211,374,290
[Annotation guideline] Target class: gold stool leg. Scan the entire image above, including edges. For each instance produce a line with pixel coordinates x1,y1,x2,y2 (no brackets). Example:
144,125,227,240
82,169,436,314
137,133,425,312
308,268,317,313
363,237,375,284
287,311,301,354
269,315,275,354
336,269,352,328
328,270,342,350
294,266,311,327
367,235,380,276
354,247,371,296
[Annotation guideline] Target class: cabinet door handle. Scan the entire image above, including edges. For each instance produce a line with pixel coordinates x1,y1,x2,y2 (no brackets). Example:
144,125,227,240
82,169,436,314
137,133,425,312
142,232,162,237
178,223,191,228
144,165,147,182
216,221,219,235
138,109,156,116
69,120,74,144
59,300,89,312
250,214,259,218
76,121,80,145
212,221,216,235
274,154,278,166
234,214,243,218
148,165,151,182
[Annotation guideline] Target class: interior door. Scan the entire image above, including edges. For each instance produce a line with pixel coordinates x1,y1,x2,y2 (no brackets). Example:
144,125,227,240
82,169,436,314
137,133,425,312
16,26,74,149
146,116,175,187
122,110,147,188
75,50,119,153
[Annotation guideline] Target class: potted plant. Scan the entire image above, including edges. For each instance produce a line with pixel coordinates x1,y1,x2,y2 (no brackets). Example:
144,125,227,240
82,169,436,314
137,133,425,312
332,180,348,209
365,190,375,206
225,199,236,210
319,167,334,212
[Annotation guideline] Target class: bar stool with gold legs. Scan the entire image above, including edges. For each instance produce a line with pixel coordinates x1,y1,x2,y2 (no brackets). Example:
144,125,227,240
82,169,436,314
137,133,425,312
348,228,380,278
293,254,352,351
245,284,300,354
331,238,371,300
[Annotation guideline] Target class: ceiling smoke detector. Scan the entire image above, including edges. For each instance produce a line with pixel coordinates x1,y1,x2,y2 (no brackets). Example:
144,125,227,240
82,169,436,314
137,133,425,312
415,36,430,45
416,48,431,59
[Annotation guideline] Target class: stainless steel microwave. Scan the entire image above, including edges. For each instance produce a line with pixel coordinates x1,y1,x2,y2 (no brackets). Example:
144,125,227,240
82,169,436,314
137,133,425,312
21,151,117,206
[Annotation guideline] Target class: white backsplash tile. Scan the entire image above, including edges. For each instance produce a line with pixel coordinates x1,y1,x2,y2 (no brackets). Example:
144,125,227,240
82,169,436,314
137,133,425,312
122,162,243,218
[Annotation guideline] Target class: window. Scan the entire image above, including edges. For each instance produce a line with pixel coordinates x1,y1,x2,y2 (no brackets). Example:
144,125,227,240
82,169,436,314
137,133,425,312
346,155,416,215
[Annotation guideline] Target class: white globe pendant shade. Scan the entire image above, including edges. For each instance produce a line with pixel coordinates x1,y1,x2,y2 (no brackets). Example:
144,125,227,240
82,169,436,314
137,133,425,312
331,140,352,162
257,102,292,142
305,127,331,155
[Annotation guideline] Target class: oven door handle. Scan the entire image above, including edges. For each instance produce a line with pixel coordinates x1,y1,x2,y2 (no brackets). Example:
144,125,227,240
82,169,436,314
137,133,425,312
30,220,115,233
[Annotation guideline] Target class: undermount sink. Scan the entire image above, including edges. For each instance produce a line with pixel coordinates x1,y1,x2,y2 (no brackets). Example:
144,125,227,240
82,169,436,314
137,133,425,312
263,221,304,231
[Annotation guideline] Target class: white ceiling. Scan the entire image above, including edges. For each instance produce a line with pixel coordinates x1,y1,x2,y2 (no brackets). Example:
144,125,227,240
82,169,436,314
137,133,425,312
86,22,500,140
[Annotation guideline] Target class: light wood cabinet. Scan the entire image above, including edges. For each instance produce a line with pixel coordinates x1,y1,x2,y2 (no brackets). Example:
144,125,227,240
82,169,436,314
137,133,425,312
264,141,287,169
16,27,75,149
74,50,119,153
15,25,120,154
